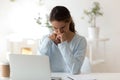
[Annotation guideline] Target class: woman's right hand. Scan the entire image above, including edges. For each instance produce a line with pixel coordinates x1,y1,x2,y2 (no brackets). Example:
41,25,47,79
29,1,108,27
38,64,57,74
49,33,61,45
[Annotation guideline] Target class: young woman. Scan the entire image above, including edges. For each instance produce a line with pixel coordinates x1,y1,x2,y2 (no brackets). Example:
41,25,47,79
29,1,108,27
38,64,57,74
38,6,87,74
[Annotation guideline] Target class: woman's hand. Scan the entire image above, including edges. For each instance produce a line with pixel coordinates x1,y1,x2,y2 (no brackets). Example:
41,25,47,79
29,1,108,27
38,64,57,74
49,33,61,45
49,31,68,44
57,32,67,42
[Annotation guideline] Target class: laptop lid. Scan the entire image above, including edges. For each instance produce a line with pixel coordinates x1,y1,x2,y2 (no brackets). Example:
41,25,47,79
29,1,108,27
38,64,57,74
9,54,51,80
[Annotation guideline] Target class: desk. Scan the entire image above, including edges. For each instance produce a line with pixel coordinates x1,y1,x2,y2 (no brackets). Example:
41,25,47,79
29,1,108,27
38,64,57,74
1,73,120,80
52,73,120,80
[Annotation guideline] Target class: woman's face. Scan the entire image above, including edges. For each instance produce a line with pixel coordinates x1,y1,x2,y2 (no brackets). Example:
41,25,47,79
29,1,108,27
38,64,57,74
51,21,70,34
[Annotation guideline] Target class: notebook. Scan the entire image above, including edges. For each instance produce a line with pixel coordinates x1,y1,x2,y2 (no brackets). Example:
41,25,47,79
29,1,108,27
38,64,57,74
9,54,51,80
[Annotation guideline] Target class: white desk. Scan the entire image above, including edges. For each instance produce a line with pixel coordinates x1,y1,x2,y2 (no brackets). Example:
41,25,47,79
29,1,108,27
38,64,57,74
1,73,120,80
52,73,120,80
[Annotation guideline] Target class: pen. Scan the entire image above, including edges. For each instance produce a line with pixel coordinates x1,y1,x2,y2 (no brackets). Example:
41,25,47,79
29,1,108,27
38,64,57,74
67,76,74,80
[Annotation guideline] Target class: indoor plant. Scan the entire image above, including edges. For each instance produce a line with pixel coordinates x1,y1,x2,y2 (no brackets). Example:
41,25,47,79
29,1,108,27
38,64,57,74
35,13,53,33
35,13,52,28
83,1,103,39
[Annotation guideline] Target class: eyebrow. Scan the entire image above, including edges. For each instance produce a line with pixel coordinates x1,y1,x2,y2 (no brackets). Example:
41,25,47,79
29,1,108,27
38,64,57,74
53,24,66,29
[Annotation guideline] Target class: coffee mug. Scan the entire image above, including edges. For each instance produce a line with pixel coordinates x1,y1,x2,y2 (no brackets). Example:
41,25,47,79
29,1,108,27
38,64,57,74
0,62,10,78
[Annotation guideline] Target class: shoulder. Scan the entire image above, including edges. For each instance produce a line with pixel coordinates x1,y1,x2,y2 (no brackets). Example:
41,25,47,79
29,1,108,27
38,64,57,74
73,34,87,48
72,34,87,46
74,34,86,42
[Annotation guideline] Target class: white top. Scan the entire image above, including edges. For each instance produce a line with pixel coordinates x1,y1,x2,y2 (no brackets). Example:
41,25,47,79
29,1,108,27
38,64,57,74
38,34,87,74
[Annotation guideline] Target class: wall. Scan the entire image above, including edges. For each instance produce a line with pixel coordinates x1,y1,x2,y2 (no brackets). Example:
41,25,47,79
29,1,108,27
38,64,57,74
0,0,50,61
0,0,120,72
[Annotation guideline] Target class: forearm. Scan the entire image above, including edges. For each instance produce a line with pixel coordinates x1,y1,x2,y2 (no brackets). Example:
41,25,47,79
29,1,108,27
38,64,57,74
58,41,85,74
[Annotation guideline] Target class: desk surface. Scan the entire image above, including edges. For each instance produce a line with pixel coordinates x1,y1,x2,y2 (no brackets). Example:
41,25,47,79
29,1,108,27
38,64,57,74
52,73,120,80
1,73,120,80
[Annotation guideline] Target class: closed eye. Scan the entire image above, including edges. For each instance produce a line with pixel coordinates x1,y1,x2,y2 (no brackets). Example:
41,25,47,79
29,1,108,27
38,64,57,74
61,26,65,29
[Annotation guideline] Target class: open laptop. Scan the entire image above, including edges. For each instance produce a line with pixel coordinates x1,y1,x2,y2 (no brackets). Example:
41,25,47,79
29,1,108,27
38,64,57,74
9,54,51,80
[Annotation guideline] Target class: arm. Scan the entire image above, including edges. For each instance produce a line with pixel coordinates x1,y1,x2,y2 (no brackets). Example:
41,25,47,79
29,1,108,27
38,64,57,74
58,37,87,74
38,33,61,55
38,35,53,56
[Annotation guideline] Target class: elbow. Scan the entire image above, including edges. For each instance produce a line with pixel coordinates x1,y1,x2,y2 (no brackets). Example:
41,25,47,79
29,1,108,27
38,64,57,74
69,62,82,75
70,70,80,75
70,66,81,75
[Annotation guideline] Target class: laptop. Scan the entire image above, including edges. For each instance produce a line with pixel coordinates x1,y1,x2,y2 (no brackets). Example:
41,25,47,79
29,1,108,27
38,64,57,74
9,54,51,80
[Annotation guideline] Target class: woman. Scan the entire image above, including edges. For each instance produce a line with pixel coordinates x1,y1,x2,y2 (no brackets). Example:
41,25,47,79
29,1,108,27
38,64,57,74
38,6,87,74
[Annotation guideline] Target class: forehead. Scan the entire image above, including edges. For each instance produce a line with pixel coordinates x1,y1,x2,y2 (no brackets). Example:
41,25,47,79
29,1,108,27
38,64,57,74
51,21,66,27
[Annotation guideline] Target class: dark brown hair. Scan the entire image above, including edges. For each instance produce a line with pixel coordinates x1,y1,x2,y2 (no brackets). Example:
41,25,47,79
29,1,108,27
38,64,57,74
50,6,75,33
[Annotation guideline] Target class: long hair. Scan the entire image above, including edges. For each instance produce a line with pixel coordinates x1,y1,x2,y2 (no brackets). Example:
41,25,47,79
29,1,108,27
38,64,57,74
50,6,75,33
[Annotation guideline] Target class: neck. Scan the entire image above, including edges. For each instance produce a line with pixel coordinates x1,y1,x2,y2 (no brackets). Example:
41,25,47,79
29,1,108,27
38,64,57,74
66,31,75,42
